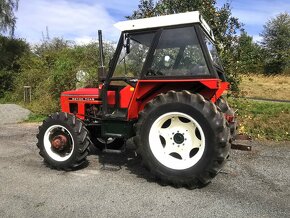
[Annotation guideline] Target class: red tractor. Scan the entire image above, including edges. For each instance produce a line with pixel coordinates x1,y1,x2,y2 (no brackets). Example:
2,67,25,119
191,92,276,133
37,11,236,188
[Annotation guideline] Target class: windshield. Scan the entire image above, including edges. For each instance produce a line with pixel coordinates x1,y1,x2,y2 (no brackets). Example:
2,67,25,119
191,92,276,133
114,32,155,78
146,26,210,77
113,26,221,79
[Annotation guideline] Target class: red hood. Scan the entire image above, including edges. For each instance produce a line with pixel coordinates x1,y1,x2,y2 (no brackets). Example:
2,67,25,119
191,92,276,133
61,88,101,98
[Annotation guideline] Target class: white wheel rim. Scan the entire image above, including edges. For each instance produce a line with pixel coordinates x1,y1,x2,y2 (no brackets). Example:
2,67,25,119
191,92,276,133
149,112,205,170
43,125,74,162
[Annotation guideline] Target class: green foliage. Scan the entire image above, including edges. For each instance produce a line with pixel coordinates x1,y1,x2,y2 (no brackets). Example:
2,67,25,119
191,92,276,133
10,38,115,115
0,35,29,97
0,69,14,96
233,31,263,74
127,0,243,92
0,35,28,70
0,0,18,35
261,13,290,74
229,98,290,141
24,113,47,123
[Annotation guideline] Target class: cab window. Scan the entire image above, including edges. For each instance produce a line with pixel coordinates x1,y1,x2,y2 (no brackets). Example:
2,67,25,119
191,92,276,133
146,26,210,77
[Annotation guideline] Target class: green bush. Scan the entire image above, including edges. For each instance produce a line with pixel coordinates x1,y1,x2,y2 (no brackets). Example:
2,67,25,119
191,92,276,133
9,38,114,115
0,36,29,97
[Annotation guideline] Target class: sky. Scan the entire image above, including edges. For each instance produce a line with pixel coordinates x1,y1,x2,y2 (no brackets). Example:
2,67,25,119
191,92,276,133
13,0,290,44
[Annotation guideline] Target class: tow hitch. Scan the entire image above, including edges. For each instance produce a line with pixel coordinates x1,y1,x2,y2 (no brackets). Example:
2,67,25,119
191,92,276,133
231,134,252,151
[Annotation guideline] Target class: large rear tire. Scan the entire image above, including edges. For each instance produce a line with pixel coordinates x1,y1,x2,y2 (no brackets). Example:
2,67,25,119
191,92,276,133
134,91,230,188
37,112,91,170
216,96,237,141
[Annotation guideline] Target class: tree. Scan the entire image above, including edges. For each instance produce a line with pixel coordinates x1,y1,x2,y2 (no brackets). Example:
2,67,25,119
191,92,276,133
127,0,243,91
0,0,18,35
261,13,290,74
233,31,263,73
0,35,29,98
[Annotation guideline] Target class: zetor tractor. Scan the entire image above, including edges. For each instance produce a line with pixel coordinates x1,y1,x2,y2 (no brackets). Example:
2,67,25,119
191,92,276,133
37,11,236,188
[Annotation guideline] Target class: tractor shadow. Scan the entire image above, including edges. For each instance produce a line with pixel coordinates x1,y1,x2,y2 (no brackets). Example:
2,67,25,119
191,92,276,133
88,141,156,184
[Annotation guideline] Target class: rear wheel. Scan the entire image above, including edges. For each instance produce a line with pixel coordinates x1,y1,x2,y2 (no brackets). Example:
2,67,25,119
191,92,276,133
134,91,230,188
37,112,91,170
216,96,237,141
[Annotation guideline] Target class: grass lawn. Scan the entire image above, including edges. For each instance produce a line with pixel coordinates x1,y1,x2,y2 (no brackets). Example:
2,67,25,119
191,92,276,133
236,74,290,140
229,98,290,141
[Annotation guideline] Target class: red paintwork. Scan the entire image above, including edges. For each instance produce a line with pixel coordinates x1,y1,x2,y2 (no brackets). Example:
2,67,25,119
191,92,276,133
61,86,134,119
210,81,230,102
60,79,229,121
126,79,228,120
62,88,100,97
119,85,135,108
61,88,114,119
61,88,98,119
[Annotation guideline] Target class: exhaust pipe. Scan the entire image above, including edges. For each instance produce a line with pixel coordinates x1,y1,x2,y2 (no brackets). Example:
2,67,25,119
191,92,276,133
98,30,106,82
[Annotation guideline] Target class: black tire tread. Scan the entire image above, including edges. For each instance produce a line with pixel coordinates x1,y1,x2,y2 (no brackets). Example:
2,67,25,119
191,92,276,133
134,91,230,188
36,112,91,170
216,96,237,141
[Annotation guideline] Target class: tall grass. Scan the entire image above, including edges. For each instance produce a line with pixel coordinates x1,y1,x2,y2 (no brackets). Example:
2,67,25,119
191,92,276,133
240,74,290,101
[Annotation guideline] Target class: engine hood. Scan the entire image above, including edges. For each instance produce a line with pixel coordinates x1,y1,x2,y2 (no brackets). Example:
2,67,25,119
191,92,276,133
61,88,101,99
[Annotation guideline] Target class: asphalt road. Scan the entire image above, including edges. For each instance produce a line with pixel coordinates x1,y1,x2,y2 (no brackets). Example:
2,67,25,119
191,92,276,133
0,123,289,217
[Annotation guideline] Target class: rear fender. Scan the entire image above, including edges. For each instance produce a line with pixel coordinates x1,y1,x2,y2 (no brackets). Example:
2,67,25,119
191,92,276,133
127,79,224,120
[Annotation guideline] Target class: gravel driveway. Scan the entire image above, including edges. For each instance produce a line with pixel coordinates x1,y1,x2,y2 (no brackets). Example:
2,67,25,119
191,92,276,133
0,104,30,125
0,121,289,217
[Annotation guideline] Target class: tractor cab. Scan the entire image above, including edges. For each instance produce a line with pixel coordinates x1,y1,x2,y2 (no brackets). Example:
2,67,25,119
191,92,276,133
99,11,227,117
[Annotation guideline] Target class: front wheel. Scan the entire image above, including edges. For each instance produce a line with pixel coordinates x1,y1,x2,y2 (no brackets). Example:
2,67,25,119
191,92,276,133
36,112,91,170
134,91,230,188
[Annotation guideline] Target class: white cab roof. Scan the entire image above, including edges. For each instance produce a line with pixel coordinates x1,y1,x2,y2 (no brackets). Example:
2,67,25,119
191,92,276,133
114,11,214,40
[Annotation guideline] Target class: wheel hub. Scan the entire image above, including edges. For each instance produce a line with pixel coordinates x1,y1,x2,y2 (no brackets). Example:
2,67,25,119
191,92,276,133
149,112,205,170
173,133,184,144
51,134,68,150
